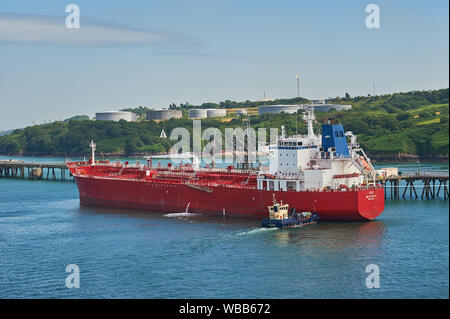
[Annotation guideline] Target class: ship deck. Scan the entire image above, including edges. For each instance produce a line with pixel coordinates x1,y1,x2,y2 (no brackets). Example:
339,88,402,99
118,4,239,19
68,161,259,188
67,161,384,193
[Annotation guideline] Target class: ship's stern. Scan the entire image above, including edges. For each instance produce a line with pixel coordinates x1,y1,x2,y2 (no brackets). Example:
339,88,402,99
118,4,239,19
357,187,385,220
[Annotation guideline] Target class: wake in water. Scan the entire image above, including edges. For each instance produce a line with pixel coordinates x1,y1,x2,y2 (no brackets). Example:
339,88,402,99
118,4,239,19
164,202,198,218
236,227,278,236
163,212,199,218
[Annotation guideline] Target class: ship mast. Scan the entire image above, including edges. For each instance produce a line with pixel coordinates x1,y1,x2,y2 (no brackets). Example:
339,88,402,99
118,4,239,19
303,106,315,138
89,140,96,165
238,116,253,170
244,117,250,169
211,131,216,168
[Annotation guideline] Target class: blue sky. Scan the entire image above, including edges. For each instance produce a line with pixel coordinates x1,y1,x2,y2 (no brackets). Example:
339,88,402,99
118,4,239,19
0,0,448,130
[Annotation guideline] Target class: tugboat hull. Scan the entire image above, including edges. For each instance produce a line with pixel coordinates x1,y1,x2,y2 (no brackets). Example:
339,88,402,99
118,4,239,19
261,213,319,229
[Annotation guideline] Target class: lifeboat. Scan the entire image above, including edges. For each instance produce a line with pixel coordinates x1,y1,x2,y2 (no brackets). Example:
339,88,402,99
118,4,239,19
359,156,372,171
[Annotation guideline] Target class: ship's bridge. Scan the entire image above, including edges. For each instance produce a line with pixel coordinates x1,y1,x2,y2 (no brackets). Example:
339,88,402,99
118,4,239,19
269,135,321,177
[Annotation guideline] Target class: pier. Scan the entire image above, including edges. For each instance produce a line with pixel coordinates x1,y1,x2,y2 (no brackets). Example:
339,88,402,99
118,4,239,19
0,160,72,181
377,170,449,200
0,160,449,200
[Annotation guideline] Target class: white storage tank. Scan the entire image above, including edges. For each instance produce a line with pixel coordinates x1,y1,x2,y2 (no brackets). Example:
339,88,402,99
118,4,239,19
206,109,227,118
95,111,137,122
258,105,301,115
189,109,208,119
147,109,182,120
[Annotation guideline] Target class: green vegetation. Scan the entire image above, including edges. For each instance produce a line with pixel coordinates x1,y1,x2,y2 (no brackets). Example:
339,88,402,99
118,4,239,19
0,120,174,155
0,88,448,159
320,89,449,159
120,106,149,117
63,115,90,122
0,129,15,137
0,113,308,156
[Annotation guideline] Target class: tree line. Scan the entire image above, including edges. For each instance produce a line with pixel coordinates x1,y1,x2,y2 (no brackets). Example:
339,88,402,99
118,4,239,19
0,88,448,159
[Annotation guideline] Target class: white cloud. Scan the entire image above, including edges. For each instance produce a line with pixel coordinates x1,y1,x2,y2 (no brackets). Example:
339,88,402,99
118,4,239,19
0,12,194,46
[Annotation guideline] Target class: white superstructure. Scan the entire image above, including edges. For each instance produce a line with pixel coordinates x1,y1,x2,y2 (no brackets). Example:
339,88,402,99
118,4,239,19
257,107,376,192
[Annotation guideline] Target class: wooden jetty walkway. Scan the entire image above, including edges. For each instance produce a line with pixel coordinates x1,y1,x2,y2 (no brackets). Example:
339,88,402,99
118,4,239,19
0,160,72,181
377,170,449,200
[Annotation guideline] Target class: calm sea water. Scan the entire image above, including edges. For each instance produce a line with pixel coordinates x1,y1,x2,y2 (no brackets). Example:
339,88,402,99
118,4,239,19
0,156,448,298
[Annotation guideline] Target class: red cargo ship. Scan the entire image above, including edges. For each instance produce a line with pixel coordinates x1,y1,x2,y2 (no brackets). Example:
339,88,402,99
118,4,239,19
67,108,384,221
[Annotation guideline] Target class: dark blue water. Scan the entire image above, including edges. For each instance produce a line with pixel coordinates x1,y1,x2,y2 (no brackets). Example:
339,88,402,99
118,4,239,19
0,158,448,298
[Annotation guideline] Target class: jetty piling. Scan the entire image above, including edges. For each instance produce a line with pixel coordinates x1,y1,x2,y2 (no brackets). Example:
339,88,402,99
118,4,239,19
0,161,72,182
377,170,449,200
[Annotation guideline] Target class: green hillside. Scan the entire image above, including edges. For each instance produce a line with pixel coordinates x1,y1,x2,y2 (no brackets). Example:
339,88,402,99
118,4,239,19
0,88,448,160
319,89,449,159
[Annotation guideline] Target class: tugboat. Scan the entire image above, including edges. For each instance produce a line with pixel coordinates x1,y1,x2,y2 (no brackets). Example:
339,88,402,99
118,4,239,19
261,195,319,229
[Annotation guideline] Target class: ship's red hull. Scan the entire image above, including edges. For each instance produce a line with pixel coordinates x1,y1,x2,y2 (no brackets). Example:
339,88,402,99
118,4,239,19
73,174,384,221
